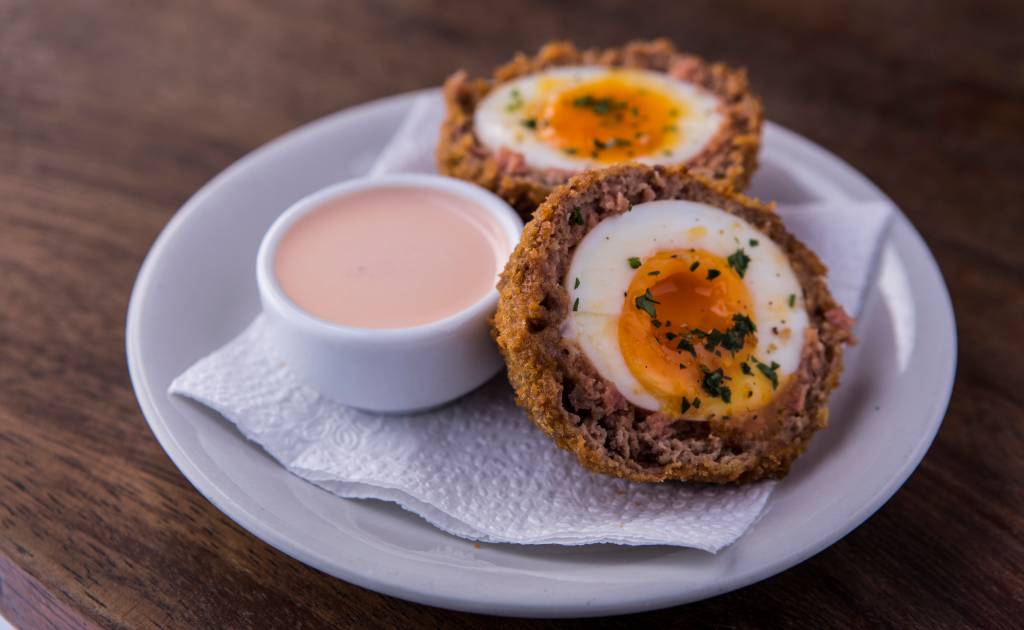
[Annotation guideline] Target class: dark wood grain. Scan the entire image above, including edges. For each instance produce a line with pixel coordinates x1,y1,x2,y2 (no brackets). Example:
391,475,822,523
2,0,1022,627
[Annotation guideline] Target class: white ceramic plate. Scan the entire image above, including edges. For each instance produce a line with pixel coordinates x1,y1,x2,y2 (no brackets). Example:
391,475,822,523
126,89,956,618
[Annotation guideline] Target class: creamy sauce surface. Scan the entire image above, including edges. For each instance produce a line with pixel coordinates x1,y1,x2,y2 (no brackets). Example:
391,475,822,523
275,187,507,329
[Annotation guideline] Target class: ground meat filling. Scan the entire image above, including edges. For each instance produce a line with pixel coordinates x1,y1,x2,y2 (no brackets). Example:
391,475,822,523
494,164,854,483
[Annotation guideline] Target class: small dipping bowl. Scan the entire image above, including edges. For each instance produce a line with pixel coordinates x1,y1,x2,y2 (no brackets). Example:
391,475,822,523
256,174,524,413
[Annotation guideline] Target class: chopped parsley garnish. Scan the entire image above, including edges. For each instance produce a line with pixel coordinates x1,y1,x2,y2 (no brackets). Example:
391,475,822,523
788,293,796,308
666,332,677,340
727,249,751,278
647,270,660,276
702,314,757,355
689,261,700,272
506,88,523,112
570,207,584,225
706,268,721,280
634,289,659,318
741,362,752,375
680,397,692,414
574,277,581,289
700,366,732,402
628,257,642,269
749,238,759,247
732,313,757,335
652,319,662,328
755,359,780,389
572,94,626,116
563,147,578,155
572,297,580,312
521,118,537,129
676,338,696,357
692,397,701,408
702,329,726,351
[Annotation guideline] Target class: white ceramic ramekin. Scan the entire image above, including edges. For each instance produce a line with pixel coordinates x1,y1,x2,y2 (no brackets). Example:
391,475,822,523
256,174,524,414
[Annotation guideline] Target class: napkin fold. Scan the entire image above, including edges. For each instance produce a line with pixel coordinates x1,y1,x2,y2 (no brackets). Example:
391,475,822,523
170,92,893,551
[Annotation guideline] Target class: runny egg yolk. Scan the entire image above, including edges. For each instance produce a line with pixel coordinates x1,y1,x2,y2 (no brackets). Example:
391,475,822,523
537,75,684,162
618,249,778,419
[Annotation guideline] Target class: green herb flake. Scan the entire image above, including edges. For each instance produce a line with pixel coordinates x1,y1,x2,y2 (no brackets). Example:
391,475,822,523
506,88,523,112
521,118,537,129
788,293,796,308
570,207,584,225
741,362,752,375
706,268,721,280
574,277,581,289
647,270,660,276
628,257,642,269
700,366,732,402
634,289,660,319
749,238,759,247
563,147,578,155
572,297,580,312
702,314,757,355
727,249,751,278
689,261,700,272
677,338,696,357
732,313,757,334
572,95,626,116
755,360,780,389
665,332,677,340
680,397,691,414
692,397,701,408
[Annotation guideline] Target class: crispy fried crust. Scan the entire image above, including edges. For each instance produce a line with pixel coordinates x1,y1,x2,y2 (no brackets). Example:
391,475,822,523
493,164,854,484
437,39,763,219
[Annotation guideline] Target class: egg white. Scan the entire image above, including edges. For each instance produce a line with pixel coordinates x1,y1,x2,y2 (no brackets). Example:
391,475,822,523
563,200,809,412
474,66,724,171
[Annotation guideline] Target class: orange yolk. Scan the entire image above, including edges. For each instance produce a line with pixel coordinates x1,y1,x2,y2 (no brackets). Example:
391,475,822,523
618,249,772,419
537,75,684,162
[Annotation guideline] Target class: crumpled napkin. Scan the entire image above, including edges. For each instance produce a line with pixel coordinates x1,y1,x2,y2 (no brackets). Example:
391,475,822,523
170,92,893,551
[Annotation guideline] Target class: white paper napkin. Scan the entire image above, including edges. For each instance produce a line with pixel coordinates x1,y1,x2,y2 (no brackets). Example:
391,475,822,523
170,92,893,551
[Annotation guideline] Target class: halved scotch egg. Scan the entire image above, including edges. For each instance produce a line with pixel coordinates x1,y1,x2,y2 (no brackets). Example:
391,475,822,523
438,40,762,218
493,164,854,484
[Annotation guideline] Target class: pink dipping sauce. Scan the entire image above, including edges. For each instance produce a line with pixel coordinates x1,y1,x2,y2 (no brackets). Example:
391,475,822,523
274,187,508,329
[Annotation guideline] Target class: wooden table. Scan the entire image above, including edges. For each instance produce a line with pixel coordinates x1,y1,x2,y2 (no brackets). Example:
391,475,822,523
2,1,1021,627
